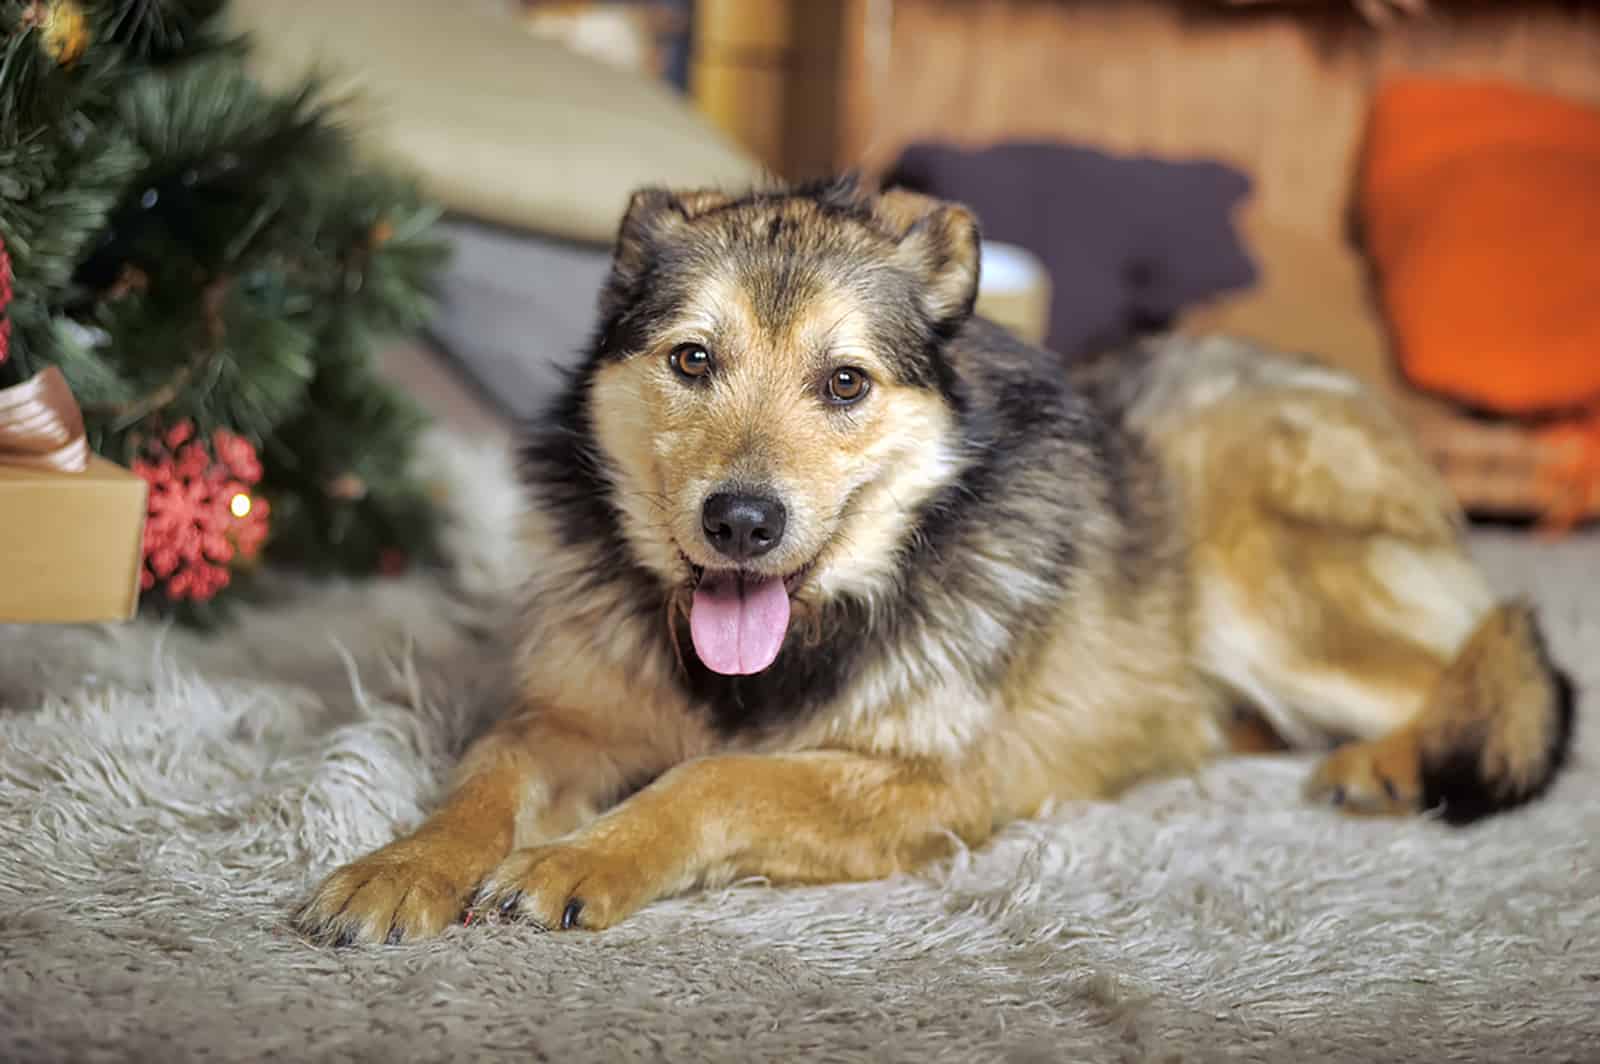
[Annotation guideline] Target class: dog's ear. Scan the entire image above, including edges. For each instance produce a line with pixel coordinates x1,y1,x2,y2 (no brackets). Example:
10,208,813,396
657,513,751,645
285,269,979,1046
611,186,737,264
607,187,686,292
595,189,676,356
874,188,982,331
604,186,737,304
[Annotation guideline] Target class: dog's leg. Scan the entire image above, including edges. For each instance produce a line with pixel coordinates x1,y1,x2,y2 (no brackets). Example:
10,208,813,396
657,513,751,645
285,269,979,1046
1305,600,1575,822
294,713,644,945
474,751,990,931
1177,380,1573,821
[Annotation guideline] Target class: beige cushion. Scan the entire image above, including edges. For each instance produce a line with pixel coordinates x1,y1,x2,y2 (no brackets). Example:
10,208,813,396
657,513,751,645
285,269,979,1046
227,0,765,245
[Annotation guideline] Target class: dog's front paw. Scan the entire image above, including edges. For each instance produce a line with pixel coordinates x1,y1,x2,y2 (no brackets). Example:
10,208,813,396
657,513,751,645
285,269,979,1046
1305,729,1422,817
295,841,477,946
474,844,663,932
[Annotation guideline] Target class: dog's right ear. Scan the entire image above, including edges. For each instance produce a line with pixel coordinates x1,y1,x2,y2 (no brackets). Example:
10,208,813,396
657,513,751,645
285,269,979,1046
607,187,685,292
598,187,737,354
609,186,736,285
594,188,689,355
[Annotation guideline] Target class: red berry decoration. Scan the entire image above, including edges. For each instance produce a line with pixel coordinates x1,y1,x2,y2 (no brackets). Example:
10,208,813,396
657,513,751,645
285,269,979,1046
133,420,271,603
0,234,12,366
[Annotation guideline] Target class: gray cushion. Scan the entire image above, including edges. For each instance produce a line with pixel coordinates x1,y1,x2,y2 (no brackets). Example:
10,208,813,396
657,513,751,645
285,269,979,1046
428,218,611,422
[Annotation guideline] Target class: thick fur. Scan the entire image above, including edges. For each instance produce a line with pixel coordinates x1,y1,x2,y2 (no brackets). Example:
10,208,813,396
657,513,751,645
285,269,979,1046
1077,337,1575,819
295,178,1575,946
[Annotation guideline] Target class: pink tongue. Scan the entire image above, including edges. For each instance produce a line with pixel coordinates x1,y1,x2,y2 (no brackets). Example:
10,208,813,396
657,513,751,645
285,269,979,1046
689,572,792,675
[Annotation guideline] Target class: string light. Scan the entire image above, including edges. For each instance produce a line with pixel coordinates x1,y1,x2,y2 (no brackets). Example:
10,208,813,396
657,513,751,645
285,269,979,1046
230,493,251,518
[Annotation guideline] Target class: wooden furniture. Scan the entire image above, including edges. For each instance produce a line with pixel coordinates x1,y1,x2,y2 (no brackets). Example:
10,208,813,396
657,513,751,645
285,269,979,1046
691,0,1600,525
689,0,855,180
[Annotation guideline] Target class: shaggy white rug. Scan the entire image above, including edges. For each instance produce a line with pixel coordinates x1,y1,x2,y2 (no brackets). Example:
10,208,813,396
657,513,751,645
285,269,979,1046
2,431,1596,1064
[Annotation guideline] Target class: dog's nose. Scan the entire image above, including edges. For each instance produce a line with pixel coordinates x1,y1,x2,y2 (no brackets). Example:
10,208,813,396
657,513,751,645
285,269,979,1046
701,492,787,561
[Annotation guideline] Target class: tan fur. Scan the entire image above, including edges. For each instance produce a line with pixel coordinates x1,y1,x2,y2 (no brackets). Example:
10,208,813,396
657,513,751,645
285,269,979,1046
1304,601,1564,812
295,192,1570,947
1123,338,1568,819
1122,340,1489,747
474,751,995,931
980,518,1225,819
588,281,965,630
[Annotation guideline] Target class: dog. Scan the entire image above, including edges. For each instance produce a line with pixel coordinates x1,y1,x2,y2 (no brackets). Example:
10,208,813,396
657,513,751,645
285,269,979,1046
295,177,1575,946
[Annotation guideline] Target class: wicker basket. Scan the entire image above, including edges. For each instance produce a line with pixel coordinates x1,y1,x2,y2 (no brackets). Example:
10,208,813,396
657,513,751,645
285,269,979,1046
1404,394,1600,530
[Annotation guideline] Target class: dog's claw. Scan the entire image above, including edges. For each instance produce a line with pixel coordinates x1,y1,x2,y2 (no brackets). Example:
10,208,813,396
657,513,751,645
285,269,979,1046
385,924,404,946
333,927,356,949
1307,734,1424,817
497,891,524,918
561,899,584,930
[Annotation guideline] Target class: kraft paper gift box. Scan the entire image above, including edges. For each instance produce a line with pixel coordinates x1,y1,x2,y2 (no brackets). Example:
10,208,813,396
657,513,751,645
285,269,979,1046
0,368,148,623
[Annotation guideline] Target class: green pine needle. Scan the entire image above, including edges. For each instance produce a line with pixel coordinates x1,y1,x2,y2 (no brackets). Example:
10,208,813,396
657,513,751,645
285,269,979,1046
3,0,451,625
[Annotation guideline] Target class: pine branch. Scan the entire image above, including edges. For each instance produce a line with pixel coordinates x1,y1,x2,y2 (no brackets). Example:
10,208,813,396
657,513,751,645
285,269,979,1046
0,130,144,291
33,311,135,411
2,1,138,139
100,0,227,61
82,275,225,426
4,0,451,619
0,129,144,378
113,56,344,228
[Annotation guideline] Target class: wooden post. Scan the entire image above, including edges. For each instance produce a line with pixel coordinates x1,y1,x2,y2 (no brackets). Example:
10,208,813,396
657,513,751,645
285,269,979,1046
690,0,850,180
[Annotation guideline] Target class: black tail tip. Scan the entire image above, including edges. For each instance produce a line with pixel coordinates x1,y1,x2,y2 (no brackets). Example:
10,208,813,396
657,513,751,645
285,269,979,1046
1420,665,1577,826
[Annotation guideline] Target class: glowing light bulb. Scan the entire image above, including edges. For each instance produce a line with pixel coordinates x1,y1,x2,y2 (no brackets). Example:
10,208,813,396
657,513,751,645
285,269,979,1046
229,493,252,518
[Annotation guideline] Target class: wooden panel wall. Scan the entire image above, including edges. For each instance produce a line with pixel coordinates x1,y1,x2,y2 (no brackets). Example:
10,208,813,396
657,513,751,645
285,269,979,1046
837,1,1600,239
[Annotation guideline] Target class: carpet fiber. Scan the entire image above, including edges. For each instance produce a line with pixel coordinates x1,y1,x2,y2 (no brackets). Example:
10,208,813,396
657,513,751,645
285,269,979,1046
2,432,1597,1063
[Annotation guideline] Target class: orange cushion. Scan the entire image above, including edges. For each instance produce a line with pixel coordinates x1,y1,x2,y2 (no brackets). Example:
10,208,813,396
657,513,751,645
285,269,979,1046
1359,77,1600,416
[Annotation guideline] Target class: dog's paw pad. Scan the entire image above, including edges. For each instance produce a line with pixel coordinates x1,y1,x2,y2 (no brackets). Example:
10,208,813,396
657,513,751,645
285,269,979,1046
1306,731,1422,817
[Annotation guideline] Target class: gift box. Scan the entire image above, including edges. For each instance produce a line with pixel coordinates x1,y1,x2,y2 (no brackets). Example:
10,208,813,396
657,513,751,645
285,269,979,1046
0,368,148,623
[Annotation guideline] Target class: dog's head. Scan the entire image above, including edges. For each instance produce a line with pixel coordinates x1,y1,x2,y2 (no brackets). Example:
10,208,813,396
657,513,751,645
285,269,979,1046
584,177,981,677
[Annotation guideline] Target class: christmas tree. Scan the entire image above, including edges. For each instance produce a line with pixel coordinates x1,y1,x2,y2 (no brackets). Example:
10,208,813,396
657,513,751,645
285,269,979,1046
0,0,447,622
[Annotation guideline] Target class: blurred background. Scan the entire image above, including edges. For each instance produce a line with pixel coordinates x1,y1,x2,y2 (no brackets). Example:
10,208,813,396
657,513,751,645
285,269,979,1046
4,0,1597,620
354,0,1600,531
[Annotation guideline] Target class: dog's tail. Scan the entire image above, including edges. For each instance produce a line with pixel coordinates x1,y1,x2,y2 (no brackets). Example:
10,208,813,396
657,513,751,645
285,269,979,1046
1415,599,1576,824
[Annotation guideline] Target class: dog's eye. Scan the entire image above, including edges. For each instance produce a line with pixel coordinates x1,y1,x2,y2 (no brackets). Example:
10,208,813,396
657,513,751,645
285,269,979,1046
670,343,713,380
825,367,870,405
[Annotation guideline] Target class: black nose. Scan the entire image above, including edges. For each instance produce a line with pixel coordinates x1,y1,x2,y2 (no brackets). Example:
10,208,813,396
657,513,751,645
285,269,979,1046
701,492,787,561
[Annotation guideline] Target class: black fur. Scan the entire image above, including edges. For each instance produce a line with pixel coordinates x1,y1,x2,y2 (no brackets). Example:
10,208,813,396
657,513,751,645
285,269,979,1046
1419,617,1578,825
522,312,1116,738
592,177,963,395
519,170,1148,739
683,322,1103,734
519,180,1164,738
519,359,668,626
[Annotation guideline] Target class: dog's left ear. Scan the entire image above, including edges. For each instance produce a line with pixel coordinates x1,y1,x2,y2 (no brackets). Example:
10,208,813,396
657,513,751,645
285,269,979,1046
874,188,982,330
